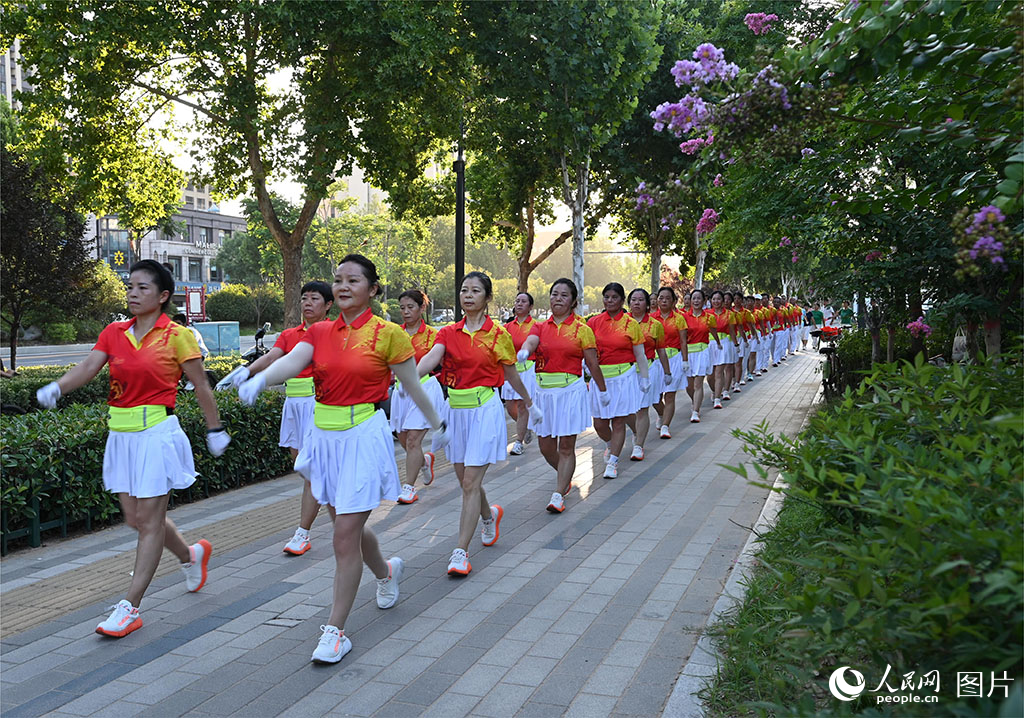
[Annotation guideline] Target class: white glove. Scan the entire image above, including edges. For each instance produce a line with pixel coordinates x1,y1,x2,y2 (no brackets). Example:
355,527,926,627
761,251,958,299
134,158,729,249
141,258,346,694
638,376,651,394
663,374,673,390
237,373,268,406
681,360,691,375
37,381,62,409
598,390,611,407
215,365,249,391
430,421,450,453
516,349,530,363
206,428,231,457
527,402,544,425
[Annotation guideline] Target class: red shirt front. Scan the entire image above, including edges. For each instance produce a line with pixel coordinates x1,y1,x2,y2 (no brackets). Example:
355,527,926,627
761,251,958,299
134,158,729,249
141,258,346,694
651,308,684,350
274,322,318,378
588,311,643,365
94,314,201,408
504,315,537,359
403,320,439,362
301,308,414,406
710,309,734,336
683,310,716,346
635,314,665,361
436,316,515,390
529,313,596,375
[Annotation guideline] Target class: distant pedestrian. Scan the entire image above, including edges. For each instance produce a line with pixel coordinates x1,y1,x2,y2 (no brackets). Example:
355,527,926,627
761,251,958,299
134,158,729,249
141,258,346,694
502,292,539,456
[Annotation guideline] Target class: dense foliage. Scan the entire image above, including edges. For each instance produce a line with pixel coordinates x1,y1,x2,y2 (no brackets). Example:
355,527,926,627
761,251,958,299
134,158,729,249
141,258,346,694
709,357,1023,716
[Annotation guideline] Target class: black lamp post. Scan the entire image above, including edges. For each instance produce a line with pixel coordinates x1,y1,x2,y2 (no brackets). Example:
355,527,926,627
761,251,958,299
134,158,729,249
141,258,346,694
454,113,466,321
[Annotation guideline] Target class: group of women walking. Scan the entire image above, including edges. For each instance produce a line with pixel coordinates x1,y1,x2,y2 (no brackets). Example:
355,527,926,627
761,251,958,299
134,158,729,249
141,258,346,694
38,253,805,665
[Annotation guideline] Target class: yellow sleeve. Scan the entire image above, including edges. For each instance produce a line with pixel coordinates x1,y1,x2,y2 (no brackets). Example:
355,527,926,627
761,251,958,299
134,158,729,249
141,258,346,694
579,324,597,351
494,327,516,365
652,321,665,346
626,318,644,345
385,321,415,365
170,324,202,364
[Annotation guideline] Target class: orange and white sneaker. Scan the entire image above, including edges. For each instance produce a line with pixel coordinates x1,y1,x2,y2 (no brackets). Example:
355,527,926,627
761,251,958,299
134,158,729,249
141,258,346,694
630,445,644,461
398,484,418,504
713,397,723,409
481,505,503,546
311,625,351,664
421,452,435,485
283,529,311,555
547,492,565,513
182,539,211,592
690,410,701,423
376,557,404,609
96,600,142,638
447,548,471,576
659,425,671,439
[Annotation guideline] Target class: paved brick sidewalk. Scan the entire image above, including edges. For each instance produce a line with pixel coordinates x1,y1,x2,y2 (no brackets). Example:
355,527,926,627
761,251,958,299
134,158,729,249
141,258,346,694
1,353,821,717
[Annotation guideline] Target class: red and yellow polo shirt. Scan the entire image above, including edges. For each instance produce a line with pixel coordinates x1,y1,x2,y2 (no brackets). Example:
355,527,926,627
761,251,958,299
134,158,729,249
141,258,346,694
435,316,515,390
683,310,717,346
635,314,666,361
274,322,318,379
301,308,414,406
529,313,596,376
651,308,685,351
403,320,439,362
504,315,537,359
587,311,644,365
94,314,200,408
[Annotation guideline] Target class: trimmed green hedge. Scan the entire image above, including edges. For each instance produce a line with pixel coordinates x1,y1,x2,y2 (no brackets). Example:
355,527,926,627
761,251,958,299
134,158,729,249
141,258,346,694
1,391,293,551
708,356,1023,716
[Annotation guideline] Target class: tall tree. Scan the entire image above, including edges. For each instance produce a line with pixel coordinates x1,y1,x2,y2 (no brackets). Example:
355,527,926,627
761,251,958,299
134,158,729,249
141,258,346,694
4,0,464,326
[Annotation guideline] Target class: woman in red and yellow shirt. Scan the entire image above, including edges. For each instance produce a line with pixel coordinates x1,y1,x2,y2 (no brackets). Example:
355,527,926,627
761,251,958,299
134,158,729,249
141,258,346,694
586,282,649,480
651,287,688,439
238,254,445,664
625,288,671,462
37,260,229,638
417,272,539,577
218,280,334,556
386,289,444,506
709,290,739,409
731,293,751,391
501,292,538,457
518,278,606,514
683,288,721,423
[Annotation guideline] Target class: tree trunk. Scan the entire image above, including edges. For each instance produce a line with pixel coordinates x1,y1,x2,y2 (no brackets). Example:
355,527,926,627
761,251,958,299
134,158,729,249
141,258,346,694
908,287,924,358
650,233,662,295
856,294,868,330
966,321,980,361
693,243,707,290
561,153,589,294
868,304,882,363
983,319,1001,362
5,310,20,371
279,237,305,327
886,326,895,363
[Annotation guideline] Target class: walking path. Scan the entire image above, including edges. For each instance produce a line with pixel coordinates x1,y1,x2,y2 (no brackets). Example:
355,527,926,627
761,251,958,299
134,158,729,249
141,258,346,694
1,354,821,718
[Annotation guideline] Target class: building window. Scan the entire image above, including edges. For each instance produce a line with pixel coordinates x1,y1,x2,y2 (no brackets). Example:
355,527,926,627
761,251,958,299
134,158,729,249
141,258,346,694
197,226,210,245
197,198,206,210
210,262,222,281
99,217,131,273
184,195,194,207
167,255,183,280
188,257,203,282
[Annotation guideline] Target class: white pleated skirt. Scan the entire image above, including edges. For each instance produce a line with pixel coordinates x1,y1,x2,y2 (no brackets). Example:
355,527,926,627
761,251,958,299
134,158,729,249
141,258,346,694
533,377,591,438
500,364,537,401
735,338,747,361
590,365,641,419
279,395,315,450
294,410,400,513
389,375,444,432
747,336,759,353
444,390,507,466
103,415,196,498
709,340,733,366
638,359,663,409
664,353,685,392
687,348,713,377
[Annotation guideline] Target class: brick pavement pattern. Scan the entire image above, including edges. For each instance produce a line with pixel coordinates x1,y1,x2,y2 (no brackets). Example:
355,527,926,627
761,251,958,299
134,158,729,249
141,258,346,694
1,353,820,717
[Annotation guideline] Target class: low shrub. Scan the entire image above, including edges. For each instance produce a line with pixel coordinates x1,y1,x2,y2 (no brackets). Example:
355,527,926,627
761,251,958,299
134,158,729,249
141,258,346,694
707,356,1023,716
1,391,293,551
44,322,77,343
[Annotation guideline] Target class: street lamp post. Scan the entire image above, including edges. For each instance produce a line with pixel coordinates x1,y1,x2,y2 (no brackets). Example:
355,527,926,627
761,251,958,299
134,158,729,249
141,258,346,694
454,113,466,321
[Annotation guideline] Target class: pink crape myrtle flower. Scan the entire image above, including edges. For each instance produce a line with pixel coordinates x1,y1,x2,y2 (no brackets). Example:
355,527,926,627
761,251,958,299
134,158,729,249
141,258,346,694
745,13,779,35
696,208,719,235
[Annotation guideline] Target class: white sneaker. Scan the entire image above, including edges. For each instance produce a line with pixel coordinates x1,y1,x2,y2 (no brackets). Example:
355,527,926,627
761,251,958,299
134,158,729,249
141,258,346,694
630,445,644,461
181,539,211,592
397,484,418,504
546,492,565,513
311,625,351,663
510,441,524,456
603,461,618,479
713,397,723,409
739,378,746,386
524,429,535,445
421,451,435,485
376,557,403,609
722,391,731,401
96,599,142,638
447,548,471,576
659,425,671,439
690,410,700,423
480,505,503,546
283,529,311,555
